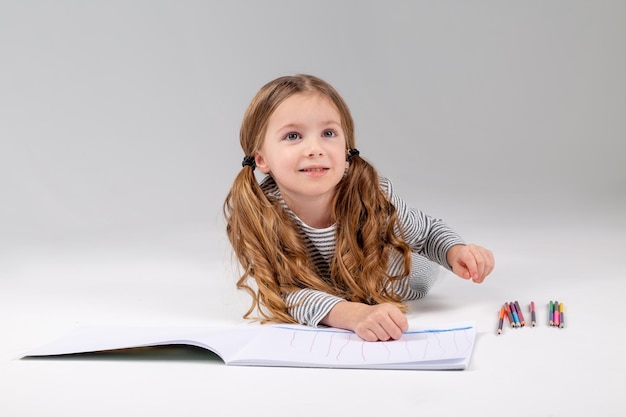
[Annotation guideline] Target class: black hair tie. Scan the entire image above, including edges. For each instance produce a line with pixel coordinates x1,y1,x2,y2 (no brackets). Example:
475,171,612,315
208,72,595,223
346,148,360,161
242,155,256,170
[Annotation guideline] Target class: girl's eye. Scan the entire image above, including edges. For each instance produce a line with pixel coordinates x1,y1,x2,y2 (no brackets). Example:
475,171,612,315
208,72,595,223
285,132,300,141
323,130,336,137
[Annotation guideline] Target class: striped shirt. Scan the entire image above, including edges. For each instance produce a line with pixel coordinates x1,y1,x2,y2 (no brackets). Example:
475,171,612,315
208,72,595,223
260,175,465,327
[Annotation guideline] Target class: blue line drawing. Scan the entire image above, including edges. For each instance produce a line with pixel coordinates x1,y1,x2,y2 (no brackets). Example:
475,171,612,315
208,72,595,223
269,324,474,364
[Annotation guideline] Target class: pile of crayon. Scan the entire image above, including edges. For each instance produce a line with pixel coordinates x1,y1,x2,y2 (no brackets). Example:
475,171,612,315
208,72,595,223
496,300,565,335
497,301,527,334
548,300,565,329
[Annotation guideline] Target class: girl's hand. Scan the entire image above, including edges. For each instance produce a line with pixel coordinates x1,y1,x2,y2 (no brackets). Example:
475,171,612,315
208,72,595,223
447,243,495,283
322,302,408,342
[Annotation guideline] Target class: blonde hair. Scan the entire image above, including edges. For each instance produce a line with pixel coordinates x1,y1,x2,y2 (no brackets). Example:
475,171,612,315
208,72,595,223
223,74,412,323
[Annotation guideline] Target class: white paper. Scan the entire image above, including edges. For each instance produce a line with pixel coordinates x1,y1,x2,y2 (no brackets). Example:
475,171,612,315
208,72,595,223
23,321,476,370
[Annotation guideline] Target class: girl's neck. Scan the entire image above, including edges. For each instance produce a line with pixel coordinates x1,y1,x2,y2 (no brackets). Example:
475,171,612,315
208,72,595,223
285,197,334,229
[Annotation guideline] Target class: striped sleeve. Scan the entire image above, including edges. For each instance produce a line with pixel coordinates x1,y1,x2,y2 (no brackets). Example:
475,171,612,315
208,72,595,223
284,289,345,327
383,178,465,270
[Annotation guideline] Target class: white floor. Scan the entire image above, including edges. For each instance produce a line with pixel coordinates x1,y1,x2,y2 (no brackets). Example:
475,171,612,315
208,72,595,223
1,194,625,417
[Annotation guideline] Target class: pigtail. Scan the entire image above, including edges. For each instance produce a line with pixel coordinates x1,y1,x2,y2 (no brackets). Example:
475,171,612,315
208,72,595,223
224,167,289,323
224,167,338,323
332,155,412,310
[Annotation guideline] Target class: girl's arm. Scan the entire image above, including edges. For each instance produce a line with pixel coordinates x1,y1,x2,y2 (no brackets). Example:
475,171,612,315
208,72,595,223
285,289,408,342
283,288,345,327
384,177,463,269
386,178,494,283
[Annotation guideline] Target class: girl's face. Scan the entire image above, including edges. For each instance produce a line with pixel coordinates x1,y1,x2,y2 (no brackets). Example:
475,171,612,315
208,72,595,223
255,92,348,209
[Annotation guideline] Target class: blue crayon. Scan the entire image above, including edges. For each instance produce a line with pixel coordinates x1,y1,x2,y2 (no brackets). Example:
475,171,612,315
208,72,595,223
514,301,526,327
549,300,554,326
510,302,521,327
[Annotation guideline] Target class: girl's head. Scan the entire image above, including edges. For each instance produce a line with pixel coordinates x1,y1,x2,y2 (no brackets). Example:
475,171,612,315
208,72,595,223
239,74,356,159
225,74,412,325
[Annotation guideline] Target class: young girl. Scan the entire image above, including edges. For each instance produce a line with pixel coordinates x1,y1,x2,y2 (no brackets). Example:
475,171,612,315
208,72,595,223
223,74,494,342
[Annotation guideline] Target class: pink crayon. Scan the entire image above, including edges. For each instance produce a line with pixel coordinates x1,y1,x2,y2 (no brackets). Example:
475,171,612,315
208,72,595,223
553,301,560,327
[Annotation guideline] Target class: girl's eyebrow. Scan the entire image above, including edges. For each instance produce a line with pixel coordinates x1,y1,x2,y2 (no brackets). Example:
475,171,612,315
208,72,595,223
276,123,302,131
321,120,342,128
276,120,341,131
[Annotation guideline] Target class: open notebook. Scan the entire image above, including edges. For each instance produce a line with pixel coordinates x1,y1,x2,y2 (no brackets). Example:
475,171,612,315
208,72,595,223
23,320,476,370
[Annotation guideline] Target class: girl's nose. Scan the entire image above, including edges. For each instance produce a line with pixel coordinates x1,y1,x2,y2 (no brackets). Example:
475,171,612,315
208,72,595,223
306,138,324,157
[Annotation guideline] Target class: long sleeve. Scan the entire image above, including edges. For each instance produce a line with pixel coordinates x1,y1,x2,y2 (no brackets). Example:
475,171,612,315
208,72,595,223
284,289,345,327
383,178,465,270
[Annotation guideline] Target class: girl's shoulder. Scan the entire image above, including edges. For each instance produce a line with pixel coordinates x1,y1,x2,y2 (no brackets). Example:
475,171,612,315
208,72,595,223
260,175,279,196
378,175,393,197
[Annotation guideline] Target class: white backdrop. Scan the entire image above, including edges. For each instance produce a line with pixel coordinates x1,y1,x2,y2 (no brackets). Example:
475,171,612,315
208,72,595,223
1,0,624,245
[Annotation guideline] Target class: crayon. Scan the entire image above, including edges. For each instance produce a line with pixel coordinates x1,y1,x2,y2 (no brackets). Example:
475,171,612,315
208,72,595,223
559,302,565,328
515,300,526,327
549,301,554,326
497,306,505,335
506,302,518,328
504,302,515,327
530,301,536,327
510,302,520,328
553,301,560,327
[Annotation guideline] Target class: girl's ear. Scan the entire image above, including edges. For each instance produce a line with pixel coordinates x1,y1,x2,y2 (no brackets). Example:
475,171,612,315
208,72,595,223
255,152,270,174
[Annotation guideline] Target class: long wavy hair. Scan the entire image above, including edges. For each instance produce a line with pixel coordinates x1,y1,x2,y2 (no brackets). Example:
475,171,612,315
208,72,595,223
223,74,412,323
